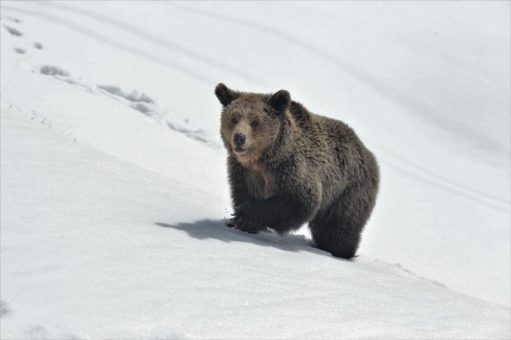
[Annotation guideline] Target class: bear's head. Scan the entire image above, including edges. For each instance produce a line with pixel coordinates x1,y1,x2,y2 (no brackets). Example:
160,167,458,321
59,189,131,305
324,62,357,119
215,83,291,167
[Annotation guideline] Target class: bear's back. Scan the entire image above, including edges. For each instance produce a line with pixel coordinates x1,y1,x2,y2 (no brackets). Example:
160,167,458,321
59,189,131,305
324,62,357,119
293,109,377,206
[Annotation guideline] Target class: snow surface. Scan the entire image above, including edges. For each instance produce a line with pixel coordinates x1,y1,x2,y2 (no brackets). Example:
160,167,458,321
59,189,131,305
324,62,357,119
1,1,510,338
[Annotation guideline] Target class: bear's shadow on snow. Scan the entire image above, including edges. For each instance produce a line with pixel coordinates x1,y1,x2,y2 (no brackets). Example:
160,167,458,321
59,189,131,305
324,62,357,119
155,219,327,256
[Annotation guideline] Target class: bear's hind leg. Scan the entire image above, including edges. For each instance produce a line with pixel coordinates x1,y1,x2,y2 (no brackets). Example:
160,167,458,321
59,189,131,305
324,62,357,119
309,209,360,259
309,186,375,259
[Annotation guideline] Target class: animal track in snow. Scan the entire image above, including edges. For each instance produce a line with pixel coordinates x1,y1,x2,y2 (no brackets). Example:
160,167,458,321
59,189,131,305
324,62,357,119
98,85,154,104
0,300,10,317
3,25,22,36
30,110,54,129
14,47,25,54
97,84,218,146
98,85,158,116
166,121,213,145
37,67,219,147
132,102,151,114
40,65,69,77
33,42,43,49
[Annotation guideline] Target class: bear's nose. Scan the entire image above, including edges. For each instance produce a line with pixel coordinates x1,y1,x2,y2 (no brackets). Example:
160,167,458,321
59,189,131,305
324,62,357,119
233,133,246,147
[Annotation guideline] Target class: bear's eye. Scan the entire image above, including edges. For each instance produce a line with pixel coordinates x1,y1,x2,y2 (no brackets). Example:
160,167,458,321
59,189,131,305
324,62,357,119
231,117,238,124
251,121,259,128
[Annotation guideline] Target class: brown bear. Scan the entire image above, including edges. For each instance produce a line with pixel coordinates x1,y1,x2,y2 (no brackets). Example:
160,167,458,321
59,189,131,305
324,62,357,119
215,83,379,259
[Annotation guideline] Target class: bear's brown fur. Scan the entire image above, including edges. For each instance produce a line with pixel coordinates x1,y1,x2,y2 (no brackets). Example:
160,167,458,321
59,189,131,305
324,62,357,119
215,83,379,259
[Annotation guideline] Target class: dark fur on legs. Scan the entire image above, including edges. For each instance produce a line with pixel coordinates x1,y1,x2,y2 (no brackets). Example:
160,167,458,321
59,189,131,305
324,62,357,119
310,182,376,259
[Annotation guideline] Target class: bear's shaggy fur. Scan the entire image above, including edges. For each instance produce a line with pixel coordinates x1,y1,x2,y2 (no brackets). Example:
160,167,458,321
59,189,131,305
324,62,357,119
215,83,379,259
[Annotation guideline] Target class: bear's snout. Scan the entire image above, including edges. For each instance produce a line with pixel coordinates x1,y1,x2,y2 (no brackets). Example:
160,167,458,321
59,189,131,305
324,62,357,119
233,133,246,148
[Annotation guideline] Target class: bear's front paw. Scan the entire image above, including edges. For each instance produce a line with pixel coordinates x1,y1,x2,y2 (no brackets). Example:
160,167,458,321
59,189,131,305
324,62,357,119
227,216,268,234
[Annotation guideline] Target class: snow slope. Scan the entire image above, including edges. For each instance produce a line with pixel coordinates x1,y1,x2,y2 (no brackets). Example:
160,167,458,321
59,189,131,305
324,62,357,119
1,103,509,339
1,1,510,338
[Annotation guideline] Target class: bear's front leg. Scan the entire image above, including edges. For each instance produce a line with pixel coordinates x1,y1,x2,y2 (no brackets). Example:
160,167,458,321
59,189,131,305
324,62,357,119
234,195,315,234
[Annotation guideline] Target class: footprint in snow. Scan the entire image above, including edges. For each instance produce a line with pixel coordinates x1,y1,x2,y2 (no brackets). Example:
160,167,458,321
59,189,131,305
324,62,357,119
14,47,25,54
98,85,154,104
98,85,157,116
40,65,69,77
3,25,22,36
0,300,9,317
33,42,43,49
30,110,53,129
132,102,151,115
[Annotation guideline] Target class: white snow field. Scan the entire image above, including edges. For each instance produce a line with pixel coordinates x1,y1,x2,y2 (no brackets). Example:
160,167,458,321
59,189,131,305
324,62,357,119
1,1,509,338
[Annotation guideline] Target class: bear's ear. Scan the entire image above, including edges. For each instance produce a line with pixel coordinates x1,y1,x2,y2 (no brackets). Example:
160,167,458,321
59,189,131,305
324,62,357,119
215,83,239,107
269,90,291,112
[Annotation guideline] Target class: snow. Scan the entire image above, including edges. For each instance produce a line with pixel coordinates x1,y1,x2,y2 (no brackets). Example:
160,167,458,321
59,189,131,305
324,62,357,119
1,1,510,338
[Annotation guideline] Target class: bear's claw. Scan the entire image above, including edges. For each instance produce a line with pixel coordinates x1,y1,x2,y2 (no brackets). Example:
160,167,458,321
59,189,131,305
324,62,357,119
227,217,268,234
